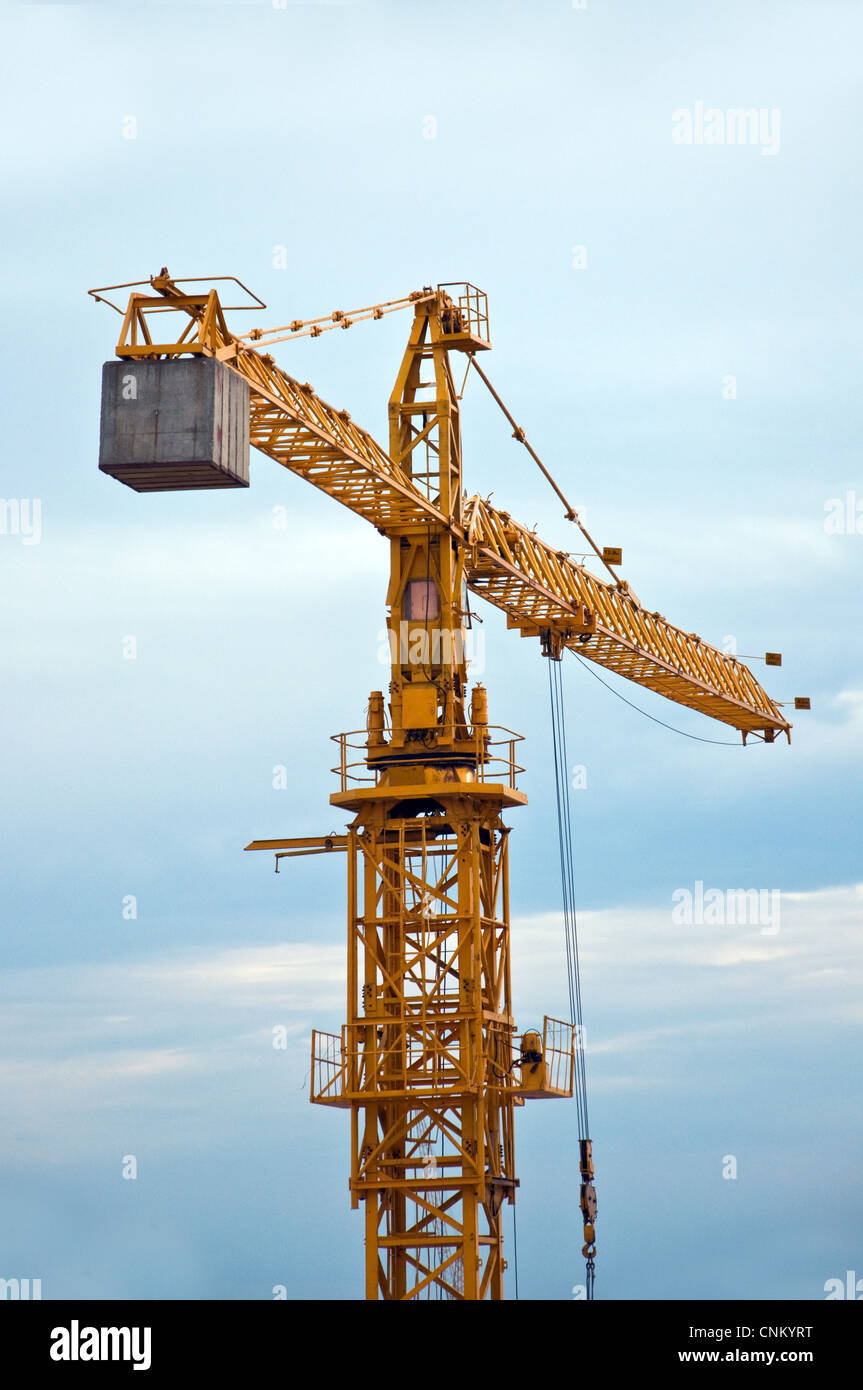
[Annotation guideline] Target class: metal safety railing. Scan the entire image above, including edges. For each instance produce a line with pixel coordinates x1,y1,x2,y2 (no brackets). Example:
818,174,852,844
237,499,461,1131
507,1016,575,1097
437,282,490,343
312,1023,477,1104
330,732,379,790
476,726,525,790
310,1029,348,1105
312,1017,574,1105
540,1017,576,1095
330,726,525,794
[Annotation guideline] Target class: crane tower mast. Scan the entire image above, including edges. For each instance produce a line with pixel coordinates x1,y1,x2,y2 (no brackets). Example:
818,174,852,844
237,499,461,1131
326,293,530,1299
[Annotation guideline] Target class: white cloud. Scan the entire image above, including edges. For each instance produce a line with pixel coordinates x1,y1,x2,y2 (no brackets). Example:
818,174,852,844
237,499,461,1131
510,882,863,1043
0,883,860,1162
0,942,345,1162
3,516,380,614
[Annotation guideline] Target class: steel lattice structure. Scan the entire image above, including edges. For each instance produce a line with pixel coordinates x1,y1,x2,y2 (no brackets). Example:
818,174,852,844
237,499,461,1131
93,270,791,1299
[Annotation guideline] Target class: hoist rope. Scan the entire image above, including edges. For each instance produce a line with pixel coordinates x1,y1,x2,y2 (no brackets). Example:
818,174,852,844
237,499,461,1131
547,658,595,1299
548,660,590,1136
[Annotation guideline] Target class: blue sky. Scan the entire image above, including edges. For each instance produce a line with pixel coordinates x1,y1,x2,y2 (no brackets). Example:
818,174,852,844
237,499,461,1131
1,0,861,1300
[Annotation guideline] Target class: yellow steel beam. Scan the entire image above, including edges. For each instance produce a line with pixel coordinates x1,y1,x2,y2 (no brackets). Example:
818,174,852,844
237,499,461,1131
244,835,347,852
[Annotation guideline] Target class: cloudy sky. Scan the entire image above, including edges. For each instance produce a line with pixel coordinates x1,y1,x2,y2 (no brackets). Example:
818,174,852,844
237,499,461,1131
2,0,861,1300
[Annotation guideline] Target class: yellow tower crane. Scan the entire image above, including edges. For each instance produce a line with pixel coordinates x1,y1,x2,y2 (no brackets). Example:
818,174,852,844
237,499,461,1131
91,271,795,1302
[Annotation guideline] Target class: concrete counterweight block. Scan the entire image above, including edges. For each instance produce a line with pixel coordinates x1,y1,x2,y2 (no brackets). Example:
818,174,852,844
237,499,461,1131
98,357,250,491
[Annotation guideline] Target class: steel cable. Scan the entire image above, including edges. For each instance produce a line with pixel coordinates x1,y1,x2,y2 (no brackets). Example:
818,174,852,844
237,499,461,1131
547,659,595,1298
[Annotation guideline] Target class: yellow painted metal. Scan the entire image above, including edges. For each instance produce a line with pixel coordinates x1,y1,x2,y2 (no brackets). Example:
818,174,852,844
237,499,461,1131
245,834,347,871
245,835,347,852
93,270,792,1299
315,796,528,1299
240,289,437,349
